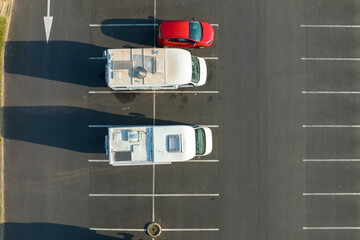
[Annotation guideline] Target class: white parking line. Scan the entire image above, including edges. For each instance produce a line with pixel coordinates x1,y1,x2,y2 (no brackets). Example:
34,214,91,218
90,23,219,27
90,228,145,231
153,0,156,48
89,125,219,128
303,227,360,230
204,125,219,128
90,24,157,27
152,165,155,222
162,228,219,231
88,159,219,163
202,57,219,60
89,193,219,197
89,56,218,60
89,57,105,60
301,24,360,28
187,159,219,163
303,159,360,162
303,125,360,128
153,90,156,125
90,228,219,232
303,193,360,196
302,58,360,61
88,160,108,163
88,90,219,94
303,91,360,94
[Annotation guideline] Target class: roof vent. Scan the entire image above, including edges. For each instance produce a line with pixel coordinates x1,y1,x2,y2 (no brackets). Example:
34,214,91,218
133,66,147,79
167,135,182,152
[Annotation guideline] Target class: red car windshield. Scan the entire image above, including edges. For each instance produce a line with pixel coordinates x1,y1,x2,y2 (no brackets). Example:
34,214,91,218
189,22,203,42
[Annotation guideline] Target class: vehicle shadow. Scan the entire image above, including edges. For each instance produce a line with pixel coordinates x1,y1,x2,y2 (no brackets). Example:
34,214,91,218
100,17,164,47
4,40,108,88
2,106,182,153
3,222,146,240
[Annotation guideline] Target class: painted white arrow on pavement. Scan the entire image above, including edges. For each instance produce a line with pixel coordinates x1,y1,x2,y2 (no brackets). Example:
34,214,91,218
43,0,53,43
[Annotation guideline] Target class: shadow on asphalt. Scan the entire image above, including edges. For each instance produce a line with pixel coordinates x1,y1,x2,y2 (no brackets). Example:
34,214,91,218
5,41,108,87
100,17,162,47
2,106,182,153
3,222,138,240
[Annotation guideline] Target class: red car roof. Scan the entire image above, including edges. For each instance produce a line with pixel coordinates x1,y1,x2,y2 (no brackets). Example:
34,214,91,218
160,21,190,39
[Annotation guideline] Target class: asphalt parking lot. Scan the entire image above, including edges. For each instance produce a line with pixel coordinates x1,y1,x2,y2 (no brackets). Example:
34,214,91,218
87,1,220,239
3,0,360,239
303,1,360,240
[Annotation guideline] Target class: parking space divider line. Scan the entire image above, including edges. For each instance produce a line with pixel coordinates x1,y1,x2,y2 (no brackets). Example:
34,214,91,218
90,23,219,28
204,125,219,128
303,227,360,230
162,228,220,231
302,57,360,61
187,159,219,162
89,193,219,197
88,159,219,163
202,57,219,60
90,228,145,231
301,24,360,28
303,91,360,94
153,0,156,47
88,91,219,94
152,165,155,222
303,193,360,196
89,57,218,60
90,24,157,27
89,57,105,60
89,125,219,128
303,159,360,162
303,125,360,128
89,227,219,232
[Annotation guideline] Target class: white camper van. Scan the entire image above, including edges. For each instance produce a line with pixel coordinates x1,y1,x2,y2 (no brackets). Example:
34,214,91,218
105,125,213,166
104,48,207,90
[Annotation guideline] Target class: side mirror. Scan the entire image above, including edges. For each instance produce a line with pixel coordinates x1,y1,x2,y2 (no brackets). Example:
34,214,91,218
190,83,198,89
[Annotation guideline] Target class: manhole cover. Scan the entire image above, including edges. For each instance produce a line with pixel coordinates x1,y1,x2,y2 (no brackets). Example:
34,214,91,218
146,222,162,238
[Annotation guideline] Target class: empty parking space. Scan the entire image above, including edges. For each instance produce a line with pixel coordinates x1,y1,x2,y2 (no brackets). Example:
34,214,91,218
90,27,155,49
306,95,360,123
305,230,360,240
89,196,152,228
88,93,155,125
303,0,360,25
305,128,360,158
304,29,360,58
155,94,219,125
156,197,219,227
306,197,360,226
155,163,218,194
90,0,154,24
304,61,360,90
156,0,218,23
89,165,153,194
305,162,360,193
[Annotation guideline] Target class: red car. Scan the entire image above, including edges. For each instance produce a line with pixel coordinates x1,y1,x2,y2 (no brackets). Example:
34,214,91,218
157,20,214,48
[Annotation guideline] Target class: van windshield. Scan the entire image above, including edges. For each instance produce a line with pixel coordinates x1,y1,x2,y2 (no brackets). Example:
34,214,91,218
191,57,200,83
195,128,206,155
